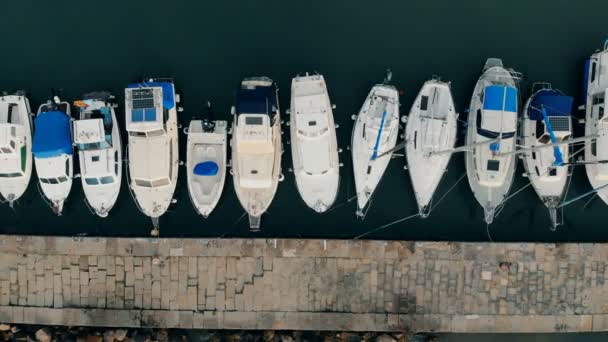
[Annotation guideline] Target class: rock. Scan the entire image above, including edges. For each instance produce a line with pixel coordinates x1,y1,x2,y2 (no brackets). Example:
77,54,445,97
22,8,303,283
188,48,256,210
104,330,116,342
86,336,103,342
227,333,242,342
0,324,10,331
114,329,128,341
338,332,361,342
35,328,52,342
263,331,276,342
374,335,396,342
280,334,294,342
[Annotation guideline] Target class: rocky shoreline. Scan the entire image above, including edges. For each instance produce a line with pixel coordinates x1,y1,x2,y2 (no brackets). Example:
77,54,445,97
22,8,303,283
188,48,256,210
0,324,439,342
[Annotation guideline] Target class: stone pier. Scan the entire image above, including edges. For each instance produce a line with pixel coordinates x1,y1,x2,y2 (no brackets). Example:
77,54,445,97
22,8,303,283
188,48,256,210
0,235,608,332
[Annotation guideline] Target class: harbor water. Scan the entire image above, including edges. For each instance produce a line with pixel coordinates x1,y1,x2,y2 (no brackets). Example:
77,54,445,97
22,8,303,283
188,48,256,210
0,0,607,242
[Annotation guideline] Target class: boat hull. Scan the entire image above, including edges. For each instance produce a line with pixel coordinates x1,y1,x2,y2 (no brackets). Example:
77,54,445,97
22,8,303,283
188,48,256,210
290,74,340,213
465,59,518,224
351,84,400,216
187,120,227,218
405,80,457,217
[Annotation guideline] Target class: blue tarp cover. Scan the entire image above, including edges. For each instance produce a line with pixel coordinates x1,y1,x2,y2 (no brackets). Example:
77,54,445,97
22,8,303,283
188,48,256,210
483,85,517,112
529,89,573,120
32,111,73,158
128,82,175,109
132,108,157,122
194,161,219,176
235,85,276,115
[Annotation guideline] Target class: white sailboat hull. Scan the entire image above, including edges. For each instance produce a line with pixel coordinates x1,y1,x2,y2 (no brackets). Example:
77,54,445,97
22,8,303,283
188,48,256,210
187,120,227,218
290,74,339,213
351,84,400,215
584,47,608,205
521,88,571,227
465,60,518,224
405,80,457,217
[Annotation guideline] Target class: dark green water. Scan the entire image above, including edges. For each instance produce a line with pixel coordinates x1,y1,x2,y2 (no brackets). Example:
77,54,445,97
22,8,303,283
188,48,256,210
0,0,607,241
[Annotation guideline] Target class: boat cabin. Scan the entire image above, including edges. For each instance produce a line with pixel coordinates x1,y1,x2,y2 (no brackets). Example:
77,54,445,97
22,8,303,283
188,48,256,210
234,84,277,189
0,102,27,178
477,85,517,140
294,93,332,175
125,83,173,137
32,110,73,184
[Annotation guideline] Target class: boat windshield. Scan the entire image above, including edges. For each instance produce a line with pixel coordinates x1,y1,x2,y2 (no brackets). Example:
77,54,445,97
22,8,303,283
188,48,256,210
0,172,22,178
77,141,111,151
134,177,170,187
85,175,115,186
40,176,68,184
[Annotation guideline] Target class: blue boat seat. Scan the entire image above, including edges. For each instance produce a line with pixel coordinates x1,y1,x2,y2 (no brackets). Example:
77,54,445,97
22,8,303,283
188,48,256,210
193,161,219,176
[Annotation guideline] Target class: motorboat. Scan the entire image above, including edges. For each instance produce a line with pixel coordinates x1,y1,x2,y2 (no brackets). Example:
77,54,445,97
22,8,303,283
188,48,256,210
405,78,457,217
521,83,573,229
465,58,520,224
351,75,400,217
230,77,282,231
32,97,73,215
583,41,608,205
0,93,33,207
125,79,180,233
73,92,122,217
289,73,340,213
186,102,227,218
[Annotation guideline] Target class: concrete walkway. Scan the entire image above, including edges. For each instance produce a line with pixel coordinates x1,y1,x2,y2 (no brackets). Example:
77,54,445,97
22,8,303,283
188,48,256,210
0,235,608,332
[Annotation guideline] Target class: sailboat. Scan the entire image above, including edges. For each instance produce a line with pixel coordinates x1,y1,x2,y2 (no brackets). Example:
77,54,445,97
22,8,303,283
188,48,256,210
0,93,33,207
405,78,457,217
186,102,227,218
125,79,180,234
351,72,400,217
32,97,73,215
583,41,608,205
289,73,340,213
465,58,520,224
231,77,282,231
72,92,122,217
521,84,573,229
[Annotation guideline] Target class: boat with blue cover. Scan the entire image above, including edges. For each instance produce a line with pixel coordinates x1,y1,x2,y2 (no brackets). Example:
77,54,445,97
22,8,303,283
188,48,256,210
583,41,608,206
521,83,573,229
32,97,73,215
125,79,180,234
186,102,227,218
0,93,33,207
351,71,400,218
73,92,122,218
465,58,520,224
230,77,283,231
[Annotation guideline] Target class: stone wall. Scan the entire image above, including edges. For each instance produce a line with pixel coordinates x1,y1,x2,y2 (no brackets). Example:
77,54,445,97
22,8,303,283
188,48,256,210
0,236,607,332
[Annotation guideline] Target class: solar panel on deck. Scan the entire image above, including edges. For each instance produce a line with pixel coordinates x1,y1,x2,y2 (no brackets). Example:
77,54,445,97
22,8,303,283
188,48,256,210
131,89,155,109
548,116,570,132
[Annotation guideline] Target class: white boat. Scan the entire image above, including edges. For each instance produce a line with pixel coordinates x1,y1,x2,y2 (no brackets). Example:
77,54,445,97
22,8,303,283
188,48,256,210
583,41,608,205
351,79,400,217
405,78,457,217
231,77,282,230
125,80,180,232
186,103,227,218
0,93,33,207
521,84,573,229
465,58,520,224
32,98,73,215
289,73,340,213
73,92,122,217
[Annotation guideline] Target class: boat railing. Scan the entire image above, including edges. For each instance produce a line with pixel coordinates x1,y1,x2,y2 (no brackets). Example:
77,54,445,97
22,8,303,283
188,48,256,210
531,82,552,93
